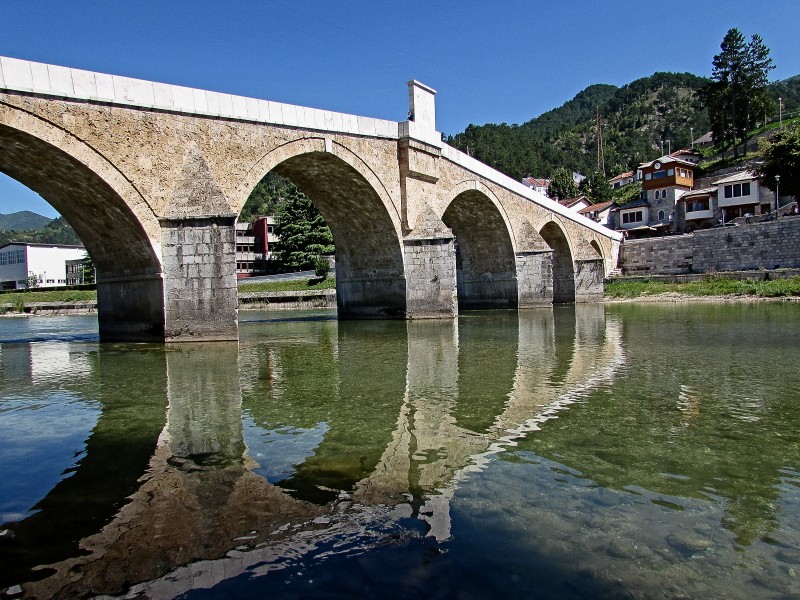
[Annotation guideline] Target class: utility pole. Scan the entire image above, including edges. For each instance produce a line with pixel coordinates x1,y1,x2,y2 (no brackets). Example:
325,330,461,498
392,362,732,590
595,107,605,176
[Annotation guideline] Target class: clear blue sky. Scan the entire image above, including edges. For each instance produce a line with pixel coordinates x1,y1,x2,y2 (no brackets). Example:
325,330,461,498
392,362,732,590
2,0,799,218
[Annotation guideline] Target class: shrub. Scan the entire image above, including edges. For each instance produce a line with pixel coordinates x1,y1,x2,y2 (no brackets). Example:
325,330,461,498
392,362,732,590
314,255,330,279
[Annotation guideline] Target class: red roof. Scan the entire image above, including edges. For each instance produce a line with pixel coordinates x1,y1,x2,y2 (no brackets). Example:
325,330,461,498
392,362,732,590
522,177,550,187
578,200,613,214
608,171,633,182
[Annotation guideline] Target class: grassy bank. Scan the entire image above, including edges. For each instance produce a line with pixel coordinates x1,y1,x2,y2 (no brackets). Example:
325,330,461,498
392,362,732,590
5,275,798,310
238,276,336,293
605,276,800,299
0,289,97,305
0,277,336,311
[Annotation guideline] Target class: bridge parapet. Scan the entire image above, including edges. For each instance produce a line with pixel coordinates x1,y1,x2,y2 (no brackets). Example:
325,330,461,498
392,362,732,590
0,56,398,138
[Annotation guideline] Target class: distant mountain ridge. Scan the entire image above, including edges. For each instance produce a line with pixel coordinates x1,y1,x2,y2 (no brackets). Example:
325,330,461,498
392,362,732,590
0,210,51,232
0,215,82,246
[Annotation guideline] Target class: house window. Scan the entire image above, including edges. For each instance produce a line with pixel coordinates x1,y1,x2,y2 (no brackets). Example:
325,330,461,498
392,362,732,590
742,182,751,196
667,168,674,176
652,170,667,179
622,210,644,224
724,185,733,198
688,200,709,212
645,173,652,180
0,253,6,265
658,210,665,221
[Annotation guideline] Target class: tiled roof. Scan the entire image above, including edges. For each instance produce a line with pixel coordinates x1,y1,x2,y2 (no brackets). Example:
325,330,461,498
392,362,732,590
578,200,613,214
559,195,588,208
608,171,633,182
522,177,550,187
638,155,696,169
714,170,757,185
680,187,717,199
611,199,648,211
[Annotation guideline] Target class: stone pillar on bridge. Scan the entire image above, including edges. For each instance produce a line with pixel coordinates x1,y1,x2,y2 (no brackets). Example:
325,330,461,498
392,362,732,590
574,258,605,302
400,81,457,318
572,238,606,303
159,145,239,342
515,221,555,307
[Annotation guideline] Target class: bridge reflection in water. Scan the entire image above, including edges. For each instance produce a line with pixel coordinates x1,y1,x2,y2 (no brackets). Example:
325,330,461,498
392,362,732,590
0,306,622,597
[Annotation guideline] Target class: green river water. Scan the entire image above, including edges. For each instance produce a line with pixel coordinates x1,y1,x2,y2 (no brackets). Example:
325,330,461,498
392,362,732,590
1,302,799,599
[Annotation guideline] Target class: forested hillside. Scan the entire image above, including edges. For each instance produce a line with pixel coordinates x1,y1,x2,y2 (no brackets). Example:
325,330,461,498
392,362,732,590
446,72,799,181
0,217,82,246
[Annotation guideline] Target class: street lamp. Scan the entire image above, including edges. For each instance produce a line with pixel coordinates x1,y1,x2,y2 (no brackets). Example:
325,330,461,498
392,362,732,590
690,127,694,149
775,174,781,217
779,97,783,128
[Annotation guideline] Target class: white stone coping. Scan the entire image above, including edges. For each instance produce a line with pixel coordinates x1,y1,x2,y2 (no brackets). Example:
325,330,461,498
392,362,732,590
0,56,397,139
440,144,623,241
0,56,621,242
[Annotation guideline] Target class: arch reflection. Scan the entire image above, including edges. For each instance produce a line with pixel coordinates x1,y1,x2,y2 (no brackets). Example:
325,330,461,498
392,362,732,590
3,307,625,598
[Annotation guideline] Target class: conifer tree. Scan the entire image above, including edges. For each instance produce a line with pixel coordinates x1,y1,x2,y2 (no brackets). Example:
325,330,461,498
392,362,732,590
703,28,774,157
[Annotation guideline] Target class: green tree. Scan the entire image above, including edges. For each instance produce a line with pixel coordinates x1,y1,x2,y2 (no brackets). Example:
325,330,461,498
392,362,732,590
702,29,775,158
240,172,296,222
273,188,334,270
756,123,800,202
580,171,612,205
548,166,578,200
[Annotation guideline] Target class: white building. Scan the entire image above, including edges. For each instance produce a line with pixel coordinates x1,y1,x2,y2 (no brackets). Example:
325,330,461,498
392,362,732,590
0,243,86,289
714,171,767,220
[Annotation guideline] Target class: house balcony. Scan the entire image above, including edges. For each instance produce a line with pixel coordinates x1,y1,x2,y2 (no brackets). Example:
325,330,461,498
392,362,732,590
718,195,758,208
685,208,714,220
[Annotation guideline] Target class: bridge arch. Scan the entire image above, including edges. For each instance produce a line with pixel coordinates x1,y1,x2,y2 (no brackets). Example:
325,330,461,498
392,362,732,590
0,103,165,340
540,219,576,303
442,181,518,310
238,137,406,318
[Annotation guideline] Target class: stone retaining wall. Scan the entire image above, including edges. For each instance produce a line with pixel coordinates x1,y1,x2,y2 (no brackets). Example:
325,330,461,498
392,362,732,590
621,217,800,275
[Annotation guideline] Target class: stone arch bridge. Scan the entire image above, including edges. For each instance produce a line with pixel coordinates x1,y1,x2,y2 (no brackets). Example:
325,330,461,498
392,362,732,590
0,56,621,342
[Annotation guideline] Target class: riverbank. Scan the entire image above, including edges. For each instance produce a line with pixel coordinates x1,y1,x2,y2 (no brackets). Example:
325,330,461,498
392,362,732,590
3,274,800,315
604,275,800,301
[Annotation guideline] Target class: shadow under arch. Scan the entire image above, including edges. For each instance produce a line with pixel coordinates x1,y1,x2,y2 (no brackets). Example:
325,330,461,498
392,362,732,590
590,239,604,261
0,116,165,341
540,220,575,303
238,139,407,318
442,187,518,310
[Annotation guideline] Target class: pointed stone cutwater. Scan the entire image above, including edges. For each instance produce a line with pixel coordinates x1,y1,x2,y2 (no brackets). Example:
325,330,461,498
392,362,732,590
165,143,234,219
159,143,238,342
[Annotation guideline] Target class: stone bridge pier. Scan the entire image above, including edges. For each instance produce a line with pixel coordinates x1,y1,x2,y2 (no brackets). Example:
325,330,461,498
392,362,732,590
0,57,621,342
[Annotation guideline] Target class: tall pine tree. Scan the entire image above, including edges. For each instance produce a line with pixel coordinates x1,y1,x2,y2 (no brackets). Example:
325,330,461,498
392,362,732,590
272,187,334,270
703,28,774,158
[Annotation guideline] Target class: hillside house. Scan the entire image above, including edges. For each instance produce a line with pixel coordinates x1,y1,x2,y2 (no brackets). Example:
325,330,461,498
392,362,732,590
609,171,634,189
714,171,769,221
610,155,696,235
559,195,592,212
521,177,550,196
578,200,613,227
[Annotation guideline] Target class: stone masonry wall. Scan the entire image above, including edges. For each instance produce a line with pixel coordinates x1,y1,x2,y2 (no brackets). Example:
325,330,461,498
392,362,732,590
621,218,800,275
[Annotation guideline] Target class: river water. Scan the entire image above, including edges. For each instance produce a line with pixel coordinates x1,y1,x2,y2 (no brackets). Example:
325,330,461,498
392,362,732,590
1,303,799,599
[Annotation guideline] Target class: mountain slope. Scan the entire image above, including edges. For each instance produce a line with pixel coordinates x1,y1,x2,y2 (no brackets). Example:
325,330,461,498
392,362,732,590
0,210,52,232
447,72,711,179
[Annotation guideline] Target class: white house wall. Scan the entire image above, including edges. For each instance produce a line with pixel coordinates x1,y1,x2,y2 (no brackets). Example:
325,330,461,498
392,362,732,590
27,246,86,286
